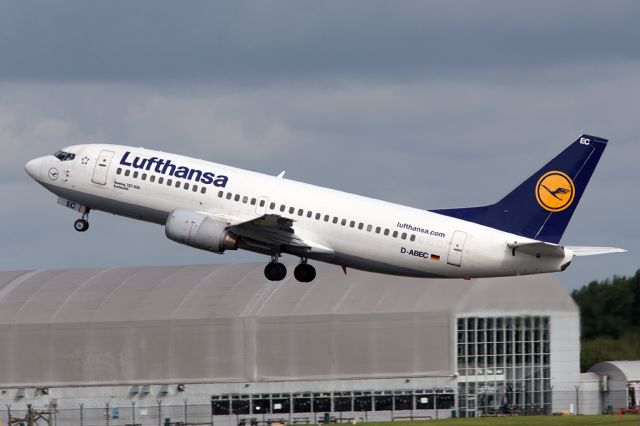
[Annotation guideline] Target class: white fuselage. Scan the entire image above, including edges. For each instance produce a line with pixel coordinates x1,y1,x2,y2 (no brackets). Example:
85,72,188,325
25,144,574,278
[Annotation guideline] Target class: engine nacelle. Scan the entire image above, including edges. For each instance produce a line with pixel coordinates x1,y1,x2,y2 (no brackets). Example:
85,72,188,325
165,210,238,254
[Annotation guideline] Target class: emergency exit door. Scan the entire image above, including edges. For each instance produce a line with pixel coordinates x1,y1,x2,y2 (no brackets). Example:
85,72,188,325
92,150,115,185
447,230,468,267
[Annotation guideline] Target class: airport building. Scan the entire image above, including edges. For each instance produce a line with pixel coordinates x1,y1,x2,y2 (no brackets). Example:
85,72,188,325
0,263,581,424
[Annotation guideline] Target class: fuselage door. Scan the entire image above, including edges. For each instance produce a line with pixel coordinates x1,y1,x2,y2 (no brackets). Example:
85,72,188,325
92,150,116,185
447,230,468,267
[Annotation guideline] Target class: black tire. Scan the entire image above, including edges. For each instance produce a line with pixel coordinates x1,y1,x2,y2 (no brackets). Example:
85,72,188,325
294,264,316,283
74,219,89,232
264,262,287,281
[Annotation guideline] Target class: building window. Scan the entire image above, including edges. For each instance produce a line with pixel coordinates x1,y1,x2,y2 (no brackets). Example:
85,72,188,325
456,315,551,417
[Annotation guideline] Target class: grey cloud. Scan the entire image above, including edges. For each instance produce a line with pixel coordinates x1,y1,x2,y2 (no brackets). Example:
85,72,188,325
0,1,639,84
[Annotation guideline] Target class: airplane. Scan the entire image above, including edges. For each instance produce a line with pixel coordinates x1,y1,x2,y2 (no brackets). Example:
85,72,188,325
24,134,625,282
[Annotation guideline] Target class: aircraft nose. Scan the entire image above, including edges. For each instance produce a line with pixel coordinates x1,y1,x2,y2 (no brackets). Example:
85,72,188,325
24,158,43,180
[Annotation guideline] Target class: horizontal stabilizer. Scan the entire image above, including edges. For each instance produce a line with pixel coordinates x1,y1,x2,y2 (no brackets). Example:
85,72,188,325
507,241,565,257
566,246,627,256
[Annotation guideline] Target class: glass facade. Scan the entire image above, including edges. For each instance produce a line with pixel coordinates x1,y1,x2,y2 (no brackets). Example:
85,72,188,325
211,389,455,417
457,316,551,417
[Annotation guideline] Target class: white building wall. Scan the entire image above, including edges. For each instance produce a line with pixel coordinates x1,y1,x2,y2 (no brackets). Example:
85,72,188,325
550,312,580,413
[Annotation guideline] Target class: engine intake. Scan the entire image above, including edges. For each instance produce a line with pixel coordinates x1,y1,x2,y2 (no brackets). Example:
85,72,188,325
165,210,238,254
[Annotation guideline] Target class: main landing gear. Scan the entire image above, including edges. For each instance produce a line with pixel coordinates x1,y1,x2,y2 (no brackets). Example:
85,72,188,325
263,255,316,283
73,210,90,232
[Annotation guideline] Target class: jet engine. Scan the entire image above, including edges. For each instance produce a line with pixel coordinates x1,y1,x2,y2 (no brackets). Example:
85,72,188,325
165,210,238,254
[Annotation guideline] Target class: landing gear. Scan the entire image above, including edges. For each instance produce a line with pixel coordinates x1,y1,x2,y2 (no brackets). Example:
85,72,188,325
294,260,316,283
74,218,89,232
264,260,287,281
74,210,90,232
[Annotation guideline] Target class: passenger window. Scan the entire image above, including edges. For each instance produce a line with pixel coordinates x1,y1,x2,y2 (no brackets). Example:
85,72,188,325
192,185,198,192
393,231,398,238
218,191,224,198
167,179,173,186
289,207,295,214
315,213,321,220
306,211,312,218
116,168,122,175
384,229,390,236
341,219,347,226
375,226,381,234
349,221,355,228
158,177,164,184
358,223,364,230
280,205,286,212
260,200,266,207
270,202,276,209
234,194,240,202
141,173,147,181
410,235,416,242
133,171,139,178
226,193,232,200
124,170,130,177
298,209,304,216
324,215,330,222
243,196,248,203
184,183,190,190
365,225,371,232
175,181,181,188
150,175,156,183
332,217,338,224
401,232,407,239
251,198,257,205
201,187,207,194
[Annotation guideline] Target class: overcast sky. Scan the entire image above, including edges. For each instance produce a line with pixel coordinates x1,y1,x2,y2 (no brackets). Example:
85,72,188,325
1,0,638,291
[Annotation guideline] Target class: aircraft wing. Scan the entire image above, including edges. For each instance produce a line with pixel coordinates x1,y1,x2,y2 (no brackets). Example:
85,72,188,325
227,214,334,255
507,241,626,257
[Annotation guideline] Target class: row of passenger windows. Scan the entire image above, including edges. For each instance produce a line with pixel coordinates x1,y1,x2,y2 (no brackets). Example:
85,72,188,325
116,166,417,242
116,168,207,194
217,190,417,242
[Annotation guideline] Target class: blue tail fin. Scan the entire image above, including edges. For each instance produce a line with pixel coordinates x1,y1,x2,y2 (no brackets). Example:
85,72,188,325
432,134,608,243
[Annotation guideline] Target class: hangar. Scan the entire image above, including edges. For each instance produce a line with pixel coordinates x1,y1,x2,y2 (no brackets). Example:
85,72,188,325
0,263,579,424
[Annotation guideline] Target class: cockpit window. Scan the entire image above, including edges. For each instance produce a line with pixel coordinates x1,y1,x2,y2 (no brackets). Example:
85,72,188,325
54,150,76,161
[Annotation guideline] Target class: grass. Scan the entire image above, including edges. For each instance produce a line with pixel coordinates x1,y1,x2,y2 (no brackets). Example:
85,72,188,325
361,415,640,426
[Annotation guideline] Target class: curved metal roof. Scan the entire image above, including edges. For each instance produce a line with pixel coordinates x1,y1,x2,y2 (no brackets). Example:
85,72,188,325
0,263,575,324
0,263,576,387
590,361,640,382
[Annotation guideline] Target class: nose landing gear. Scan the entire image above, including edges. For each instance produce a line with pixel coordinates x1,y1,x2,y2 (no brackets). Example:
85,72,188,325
74,210,90,232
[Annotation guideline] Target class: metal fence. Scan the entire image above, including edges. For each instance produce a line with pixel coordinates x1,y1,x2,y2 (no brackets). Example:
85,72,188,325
0,390,635,426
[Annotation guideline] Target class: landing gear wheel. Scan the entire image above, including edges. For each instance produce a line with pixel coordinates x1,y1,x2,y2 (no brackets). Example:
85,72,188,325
74,219,89,232
264,262,287,281
294,263,316,283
